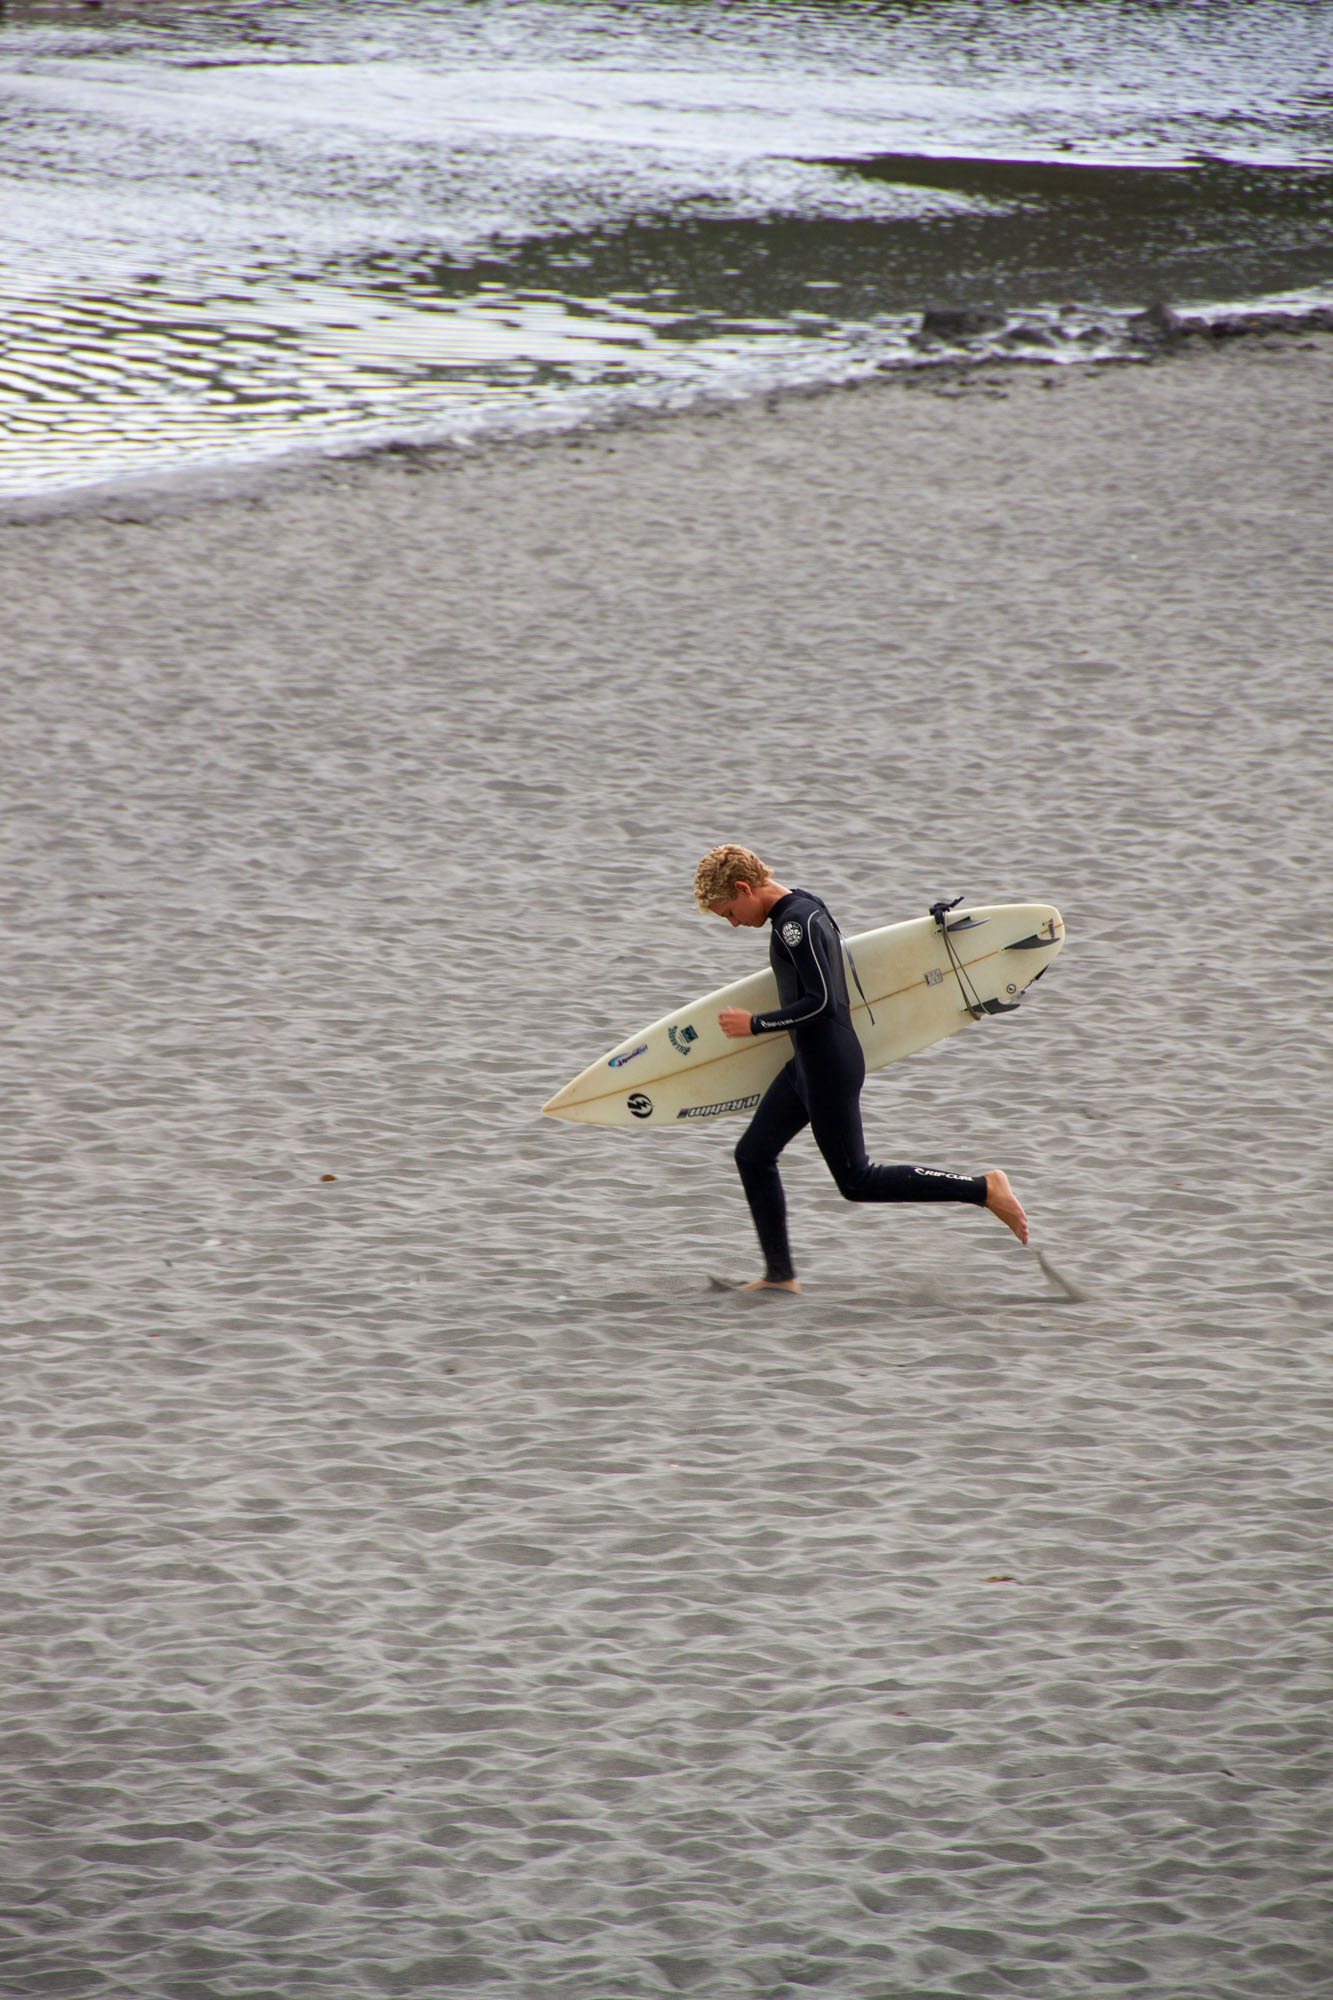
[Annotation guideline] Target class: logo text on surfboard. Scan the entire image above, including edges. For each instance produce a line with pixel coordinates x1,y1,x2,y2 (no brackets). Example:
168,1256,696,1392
677,1093,761,1120
608,1043,648,1068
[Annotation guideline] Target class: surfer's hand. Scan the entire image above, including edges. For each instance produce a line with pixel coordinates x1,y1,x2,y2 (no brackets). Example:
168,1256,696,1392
719,1008,753,1038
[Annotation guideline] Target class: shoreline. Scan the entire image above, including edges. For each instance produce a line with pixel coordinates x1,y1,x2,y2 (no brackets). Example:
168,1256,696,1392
3,297,1331,531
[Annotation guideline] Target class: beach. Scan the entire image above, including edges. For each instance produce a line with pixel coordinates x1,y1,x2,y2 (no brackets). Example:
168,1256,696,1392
2,337,1331,1996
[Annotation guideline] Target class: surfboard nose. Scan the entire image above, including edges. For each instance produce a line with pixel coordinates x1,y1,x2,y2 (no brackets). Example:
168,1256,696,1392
541,1080,601,1121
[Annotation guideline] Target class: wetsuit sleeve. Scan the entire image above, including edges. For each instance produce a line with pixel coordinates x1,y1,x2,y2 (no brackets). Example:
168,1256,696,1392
750,911,838,1034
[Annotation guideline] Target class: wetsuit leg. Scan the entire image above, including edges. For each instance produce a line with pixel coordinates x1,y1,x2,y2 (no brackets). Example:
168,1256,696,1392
801,1029,987,1208
733,1062,809,1283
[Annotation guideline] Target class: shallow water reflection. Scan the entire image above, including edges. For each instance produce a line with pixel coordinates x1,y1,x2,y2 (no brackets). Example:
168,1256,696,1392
2,0,1331,497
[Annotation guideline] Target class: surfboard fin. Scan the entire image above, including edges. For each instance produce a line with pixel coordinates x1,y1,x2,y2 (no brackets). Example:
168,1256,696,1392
928,896,991,933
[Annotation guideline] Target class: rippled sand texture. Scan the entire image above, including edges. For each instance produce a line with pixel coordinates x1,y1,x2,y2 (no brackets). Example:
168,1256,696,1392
3,342,1331,1998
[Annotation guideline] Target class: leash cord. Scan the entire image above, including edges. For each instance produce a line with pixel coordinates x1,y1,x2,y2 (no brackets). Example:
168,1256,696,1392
930,895,988,1018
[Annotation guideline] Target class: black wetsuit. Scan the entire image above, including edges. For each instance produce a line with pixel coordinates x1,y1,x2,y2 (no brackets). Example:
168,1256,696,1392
736,888,985,1283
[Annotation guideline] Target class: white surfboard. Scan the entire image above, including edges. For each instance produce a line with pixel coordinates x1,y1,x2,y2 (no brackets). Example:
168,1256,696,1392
542,900,1064,1128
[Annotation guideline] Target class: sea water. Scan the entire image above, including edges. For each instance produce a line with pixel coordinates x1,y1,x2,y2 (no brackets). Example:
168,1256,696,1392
2,0,1331,503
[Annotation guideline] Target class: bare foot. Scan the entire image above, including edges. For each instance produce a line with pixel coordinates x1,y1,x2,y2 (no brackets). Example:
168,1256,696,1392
983,1169,1029,1245
741,1278,801,1293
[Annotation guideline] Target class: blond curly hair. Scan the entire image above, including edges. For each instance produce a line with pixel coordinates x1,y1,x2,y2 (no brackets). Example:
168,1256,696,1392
693,843,773,912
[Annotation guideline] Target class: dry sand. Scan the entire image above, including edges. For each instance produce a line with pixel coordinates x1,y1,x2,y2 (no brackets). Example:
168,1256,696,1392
2,338,1331,1998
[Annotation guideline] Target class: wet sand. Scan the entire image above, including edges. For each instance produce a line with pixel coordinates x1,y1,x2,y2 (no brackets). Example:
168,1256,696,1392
2,340,1331,1997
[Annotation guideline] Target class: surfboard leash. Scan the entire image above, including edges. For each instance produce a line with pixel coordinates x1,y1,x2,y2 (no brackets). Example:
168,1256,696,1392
827,907,875,1024
842,939,876,1025
930,895,988,1018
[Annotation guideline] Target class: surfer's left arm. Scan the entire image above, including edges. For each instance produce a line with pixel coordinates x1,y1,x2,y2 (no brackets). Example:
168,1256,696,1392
747,909,836,1035
719,1006,753,1038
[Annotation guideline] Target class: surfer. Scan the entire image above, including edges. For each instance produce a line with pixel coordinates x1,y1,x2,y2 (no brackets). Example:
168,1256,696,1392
694,844,1029,1291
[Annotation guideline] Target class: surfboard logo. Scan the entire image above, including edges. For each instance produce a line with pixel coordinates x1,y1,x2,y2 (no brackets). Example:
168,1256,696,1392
781,920,804,947
608,1043,648,1069
627,1093,654,1119
668,1023,698,1056
677,1093,761,1120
